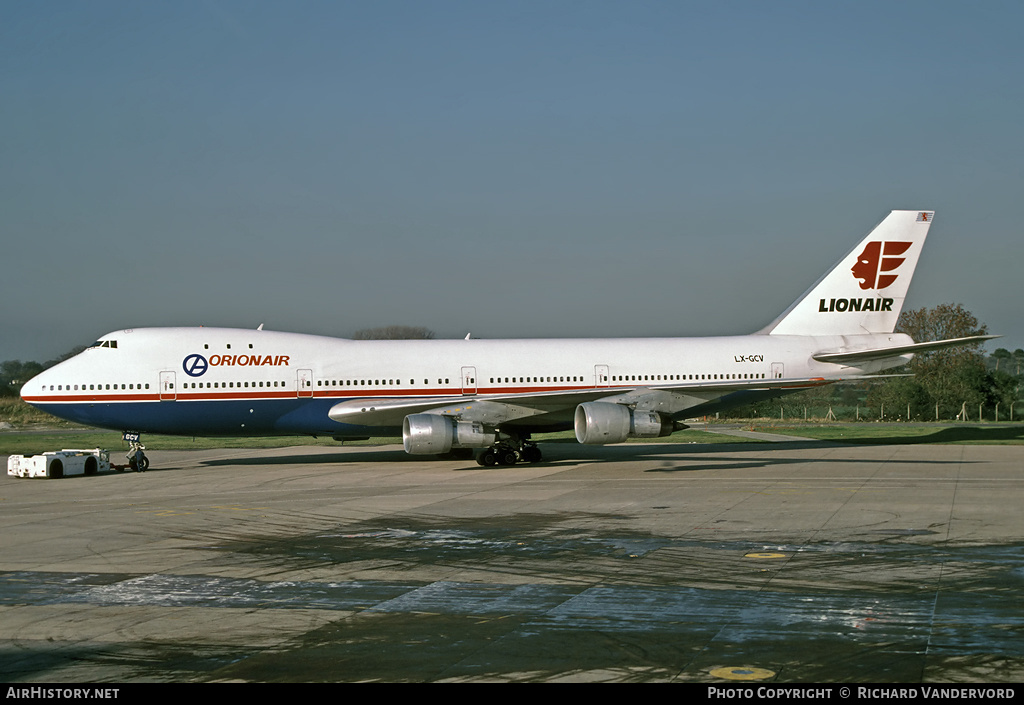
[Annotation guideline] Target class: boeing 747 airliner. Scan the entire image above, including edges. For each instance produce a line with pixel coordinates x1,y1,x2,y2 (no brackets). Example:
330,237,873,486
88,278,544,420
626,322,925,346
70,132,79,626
21,210,996,465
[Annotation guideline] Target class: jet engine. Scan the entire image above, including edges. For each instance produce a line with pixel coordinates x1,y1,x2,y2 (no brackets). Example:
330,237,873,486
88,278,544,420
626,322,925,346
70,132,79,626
574,402,676,445
402,413,497,455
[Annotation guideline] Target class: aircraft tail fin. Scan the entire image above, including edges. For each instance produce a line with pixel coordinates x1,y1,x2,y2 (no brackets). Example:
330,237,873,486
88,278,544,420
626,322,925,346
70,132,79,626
759,210,934,336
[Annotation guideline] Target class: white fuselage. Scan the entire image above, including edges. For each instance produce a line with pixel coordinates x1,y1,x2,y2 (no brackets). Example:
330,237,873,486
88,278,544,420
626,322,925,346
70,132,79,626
21,326,909,438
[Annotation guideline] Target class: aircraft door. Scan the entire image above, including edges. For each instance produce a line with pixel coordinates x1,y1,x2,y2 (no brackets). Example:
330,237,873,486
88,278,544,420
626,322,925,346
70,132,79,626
594,364,610,387
297,369,313,397
771,362,784,379
159,371,176,401
461,366,477,395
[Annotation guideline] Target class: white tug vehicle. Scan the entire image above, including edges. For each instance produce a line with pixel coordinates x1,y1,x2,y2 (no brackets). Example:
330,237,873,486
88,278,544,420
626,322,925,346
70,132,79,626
7,448,111,479
7,440,148,478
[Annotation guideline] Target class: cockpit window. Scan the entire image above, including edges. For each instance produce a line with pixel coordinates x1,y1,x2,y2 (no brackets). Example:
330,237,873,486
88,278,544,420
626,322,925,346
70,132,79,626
87,340,118,349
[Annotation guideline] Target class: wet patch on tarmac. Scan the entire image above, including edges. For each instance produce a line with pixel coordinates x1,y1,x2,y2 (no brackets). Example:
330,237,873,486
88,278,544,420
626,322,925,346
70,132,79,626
2,514,1022,682
224,516,674,571
1,572,421,610
0,641,260,683
207,514,1024,595
4,572,1020,682
0,572,136,605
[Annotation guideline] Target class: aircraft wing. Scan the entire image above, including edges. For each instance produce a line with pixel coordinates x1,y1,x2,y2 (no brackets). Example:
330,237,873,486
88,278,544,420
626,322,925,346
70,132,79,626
812,335,999,365
328,388,630,427
327,375,839,428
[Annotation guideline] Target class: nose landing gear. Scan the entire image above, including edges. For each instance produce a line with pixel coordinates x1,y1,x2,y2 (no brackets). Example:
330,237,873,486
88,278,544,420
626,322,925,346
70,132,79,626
127,442,149,472
122,432,149,473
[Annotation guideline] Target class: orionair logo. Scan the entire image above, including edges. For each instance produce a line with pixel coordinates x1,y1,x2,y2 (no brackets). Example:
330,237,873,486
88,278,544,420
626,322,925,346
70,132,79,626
182,354,209,377
851,241,912,290
182,353,291,377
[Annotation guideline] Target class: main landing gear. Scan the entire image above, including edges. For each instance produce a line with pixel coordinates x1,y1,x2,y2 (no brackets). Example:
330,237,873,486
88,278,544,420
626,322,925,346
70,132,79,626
475,437,542,467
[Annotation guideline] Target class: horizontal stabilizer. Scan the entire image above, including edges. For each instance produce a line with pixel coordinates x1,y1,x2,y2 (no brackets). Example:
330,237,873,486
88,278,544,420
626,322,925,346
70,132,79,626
812,335,1000,364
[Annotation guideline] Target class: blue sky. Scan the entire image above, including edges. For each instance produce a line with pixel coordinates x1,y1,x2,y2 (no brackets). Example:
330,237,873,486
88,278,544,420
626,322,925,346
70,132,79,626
3,1,1022,361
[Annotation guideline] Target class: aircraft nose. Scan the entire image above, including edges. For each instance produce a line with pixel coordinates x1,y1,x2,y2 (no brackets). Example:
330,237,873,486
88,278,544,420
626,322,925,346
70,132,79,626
21,366,53,405
21,370,41,402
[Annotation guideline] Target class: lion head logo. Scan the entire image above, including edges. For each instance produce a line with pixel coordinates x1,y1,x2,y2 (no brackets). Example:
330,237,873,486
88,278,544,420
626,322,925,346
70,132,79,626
851,241,912,290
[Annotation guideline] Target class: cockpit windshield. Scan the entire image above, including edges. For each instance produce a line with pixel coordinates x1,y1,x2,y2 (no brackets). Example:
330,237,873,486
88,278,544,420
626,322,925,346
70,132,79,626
87,340,118,349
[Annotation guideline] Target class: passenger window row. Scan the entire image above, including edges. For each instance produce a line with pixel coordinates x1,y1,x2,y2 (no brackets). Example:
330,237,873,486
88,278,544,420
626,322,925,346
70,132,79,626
489,376,584,383
43,381,293,392
43,371,766,394
317,379,423,387
46,383,149,391
176,381,287,389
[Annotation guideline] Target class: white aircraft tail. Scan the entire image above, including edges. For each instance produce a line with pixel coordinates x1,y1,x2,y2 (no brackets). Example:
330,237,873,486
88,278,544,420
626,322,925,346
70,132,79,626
760,210,934,336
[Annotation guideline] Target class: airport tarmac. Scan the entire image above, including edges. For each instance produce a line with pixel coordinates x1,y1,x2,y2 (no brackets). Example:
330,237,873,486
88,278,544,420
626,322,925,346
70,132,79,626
1,438,1022,683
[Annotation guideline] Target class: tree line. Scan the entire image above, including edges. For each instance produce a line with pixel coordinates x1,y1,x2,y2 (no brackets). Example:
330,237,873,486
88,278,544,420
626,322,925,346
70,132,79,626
1,347,87,397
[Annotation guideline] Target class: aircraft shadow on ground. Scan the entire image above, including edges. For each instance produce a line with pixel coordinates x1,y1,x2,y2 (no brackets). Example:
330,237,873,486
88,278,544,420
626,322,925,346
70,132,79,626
199,449,422,466
195,441,777,468
195,431,999,471
807,424,1024,446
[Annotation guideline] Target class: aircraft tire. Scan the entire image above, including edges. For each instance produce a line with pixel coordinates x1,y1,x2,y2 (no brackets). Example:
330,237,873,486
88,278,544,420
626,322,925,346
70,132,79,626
477,450,498,467
522,446,542,463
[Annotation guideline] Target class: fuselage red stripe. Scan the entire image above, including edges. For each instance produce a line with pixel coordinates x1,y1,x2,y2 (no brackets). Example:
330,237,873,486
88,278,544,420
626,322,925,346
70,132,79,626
22,384,598,404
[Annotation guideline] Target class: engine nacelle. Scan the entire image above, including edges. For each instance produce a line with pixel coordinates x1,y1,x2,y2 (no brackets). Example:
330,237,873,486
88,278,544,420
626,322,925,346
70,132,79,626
574,402,676,445
630,409,677,438
402,414,497,455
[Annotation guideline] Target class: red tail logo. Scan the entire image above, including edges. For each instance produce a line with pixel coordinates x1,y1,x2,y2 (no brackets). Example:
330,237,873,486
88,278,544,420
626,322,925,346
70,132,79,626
852,241,912,290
